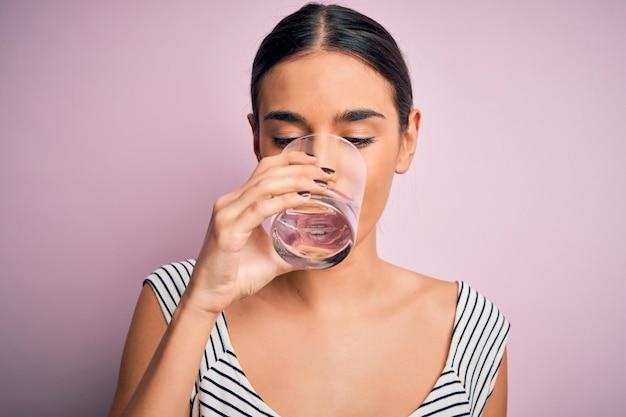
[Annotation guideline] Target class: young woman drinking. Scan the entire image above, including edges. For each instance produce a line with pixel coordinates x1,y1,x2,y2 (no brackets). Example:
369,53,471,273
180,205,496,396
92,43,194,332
108,3,510,417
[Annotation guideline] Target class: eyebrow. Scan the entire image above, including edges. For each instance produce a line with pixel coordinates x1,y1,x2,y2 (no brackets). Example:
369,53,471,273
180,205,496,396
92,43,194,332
263,109,385,124
335,109,386,123
264,111,306,123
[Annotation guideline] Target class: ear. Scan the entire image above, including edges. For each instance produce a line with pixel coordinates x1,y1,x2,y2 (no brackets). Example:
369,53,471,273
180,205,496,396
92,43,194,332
395,109,421,174
247,113,261,161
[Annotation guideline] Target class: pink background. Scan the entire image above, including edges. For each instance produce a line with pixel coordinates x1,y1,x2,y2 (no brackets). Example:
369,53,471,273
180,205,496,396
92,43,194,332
1,0,624,416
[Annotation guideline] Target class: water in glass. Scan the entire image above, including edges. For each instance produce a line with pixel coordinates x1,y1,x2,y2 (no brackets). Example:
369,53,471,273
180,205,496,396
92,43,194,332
271,193,358,270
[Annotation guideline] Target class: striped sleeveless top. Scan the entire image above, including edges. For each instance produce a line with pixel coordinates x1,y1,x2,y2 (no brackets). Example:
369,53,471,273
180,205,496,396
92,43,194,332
145,260,510,417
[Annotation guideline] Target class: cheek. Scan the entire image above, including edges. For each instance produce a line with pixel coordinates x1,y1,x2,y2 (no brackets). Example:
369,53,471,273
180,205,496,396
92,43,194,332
358,154,397,225
364,171,394,211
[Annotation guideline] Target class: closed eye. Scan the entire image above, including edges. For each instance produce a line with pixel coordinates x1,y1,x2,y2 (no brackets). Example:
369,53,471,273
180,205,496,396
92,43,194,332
272,137,298,147
272,136,376,149
344,137,376,148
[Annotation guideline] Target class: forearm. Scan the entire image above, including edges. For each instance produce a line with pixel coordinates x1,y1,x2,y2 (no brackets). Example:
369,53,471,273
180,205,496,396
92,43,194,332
120,298,218,417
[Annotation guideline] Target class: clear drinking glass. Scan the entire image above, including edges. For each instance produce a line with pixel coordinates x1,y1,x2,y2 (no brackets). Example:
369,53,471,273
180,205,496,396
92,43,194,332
270,133,367,270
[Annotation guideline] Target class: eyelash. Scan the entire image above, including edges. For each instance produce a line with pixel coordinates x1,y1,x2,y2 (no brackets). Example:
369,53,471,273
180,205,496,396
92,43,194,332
272,137,376,148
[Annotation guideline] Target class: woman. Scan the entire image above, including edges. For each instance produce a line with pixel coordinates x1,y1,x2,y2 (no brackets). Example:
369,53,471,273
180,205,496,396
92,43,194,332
108,3,510,417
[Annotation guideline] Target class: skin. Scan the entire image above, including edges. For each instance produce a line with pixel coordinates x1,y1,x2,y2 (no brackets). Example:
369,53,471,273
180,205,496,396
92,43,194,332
108,51,507,417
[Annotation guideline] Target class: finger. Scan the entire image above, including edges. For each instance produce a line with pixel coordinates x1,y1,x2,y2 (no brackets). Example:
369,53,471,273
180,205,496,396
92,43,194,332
234,164,331,210
252,151,317,177
234,159,332,205
233,190,313,233
210,164,328,241
218,152,318,206
209,189,312,253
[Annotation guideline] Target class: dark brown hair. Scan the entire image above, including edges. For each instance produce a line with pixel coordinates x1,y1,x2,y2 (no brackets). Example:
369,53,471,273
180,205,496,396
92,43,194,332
250,3,413,132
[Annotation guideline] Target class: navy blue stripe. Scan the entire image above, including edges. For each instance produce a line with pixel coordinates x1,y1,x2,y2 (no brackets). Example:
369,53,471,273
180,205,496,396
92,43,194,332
209,330,218,363
454,288,480,375
421,401,471,417
151,270,173,300
215,317,227,353
160,265,183,299
204,388,253,416
451,282,465,335
152,270,177,309
208,365,263,400
179,260,194,283
143,278,173,318
465,301,494,406
202,377,273,416
451,284,474,364
420,389,468,408
470,313,503,403
220,354,247,377
430,379,461,393
169,262,189,295
439,369,455,378
199,400,230,417
467,305,498,409
459,292,486,381
475,324,510,417
203,349,210,372
473,319,510,415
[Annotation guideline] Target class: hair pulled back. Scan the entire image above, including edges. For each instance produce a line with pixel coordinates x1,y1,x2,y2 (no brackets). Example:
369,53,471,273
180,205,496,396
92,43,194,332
250,3,413,132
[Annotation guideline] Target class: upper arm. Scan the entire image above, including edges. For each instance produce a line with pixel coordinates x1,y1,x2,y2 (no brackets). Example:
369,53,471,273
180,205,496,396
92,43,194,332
482,347,508,417
108,284,168,417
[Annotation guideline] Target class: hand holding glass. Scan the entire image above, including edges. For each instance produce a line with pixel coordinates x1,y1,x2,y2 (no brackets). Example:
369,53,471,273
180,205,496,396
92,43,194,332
270,133,367,270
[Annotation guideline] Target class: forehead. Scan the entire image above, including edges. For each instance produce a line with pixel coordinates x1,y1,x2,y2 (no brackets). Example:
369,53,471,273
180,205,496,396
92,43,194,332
257,51,396,118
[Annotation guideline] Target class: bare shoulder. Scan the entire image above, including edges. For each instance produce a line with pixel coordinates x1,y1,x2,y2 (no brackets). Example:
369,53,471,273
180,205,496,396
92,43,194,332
386,262,459,320
389,263,457,301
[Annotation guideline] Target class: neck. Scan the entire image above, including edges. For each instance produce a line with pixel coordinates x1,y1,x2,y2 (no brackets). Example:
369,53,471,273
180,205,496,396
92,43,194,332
272,232,387,316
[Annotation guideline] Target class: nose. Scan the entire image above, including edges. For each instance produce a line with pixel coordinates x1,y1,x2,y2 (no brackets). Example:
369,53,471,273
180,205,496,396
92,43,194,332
301,133,342,171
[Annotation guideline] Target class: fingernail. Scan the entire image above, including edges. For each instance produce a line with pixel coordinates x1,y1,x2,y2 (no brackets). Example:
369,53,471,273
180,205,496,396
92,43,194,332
321,167,335,175
298,191,311,197
314,179,327,187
